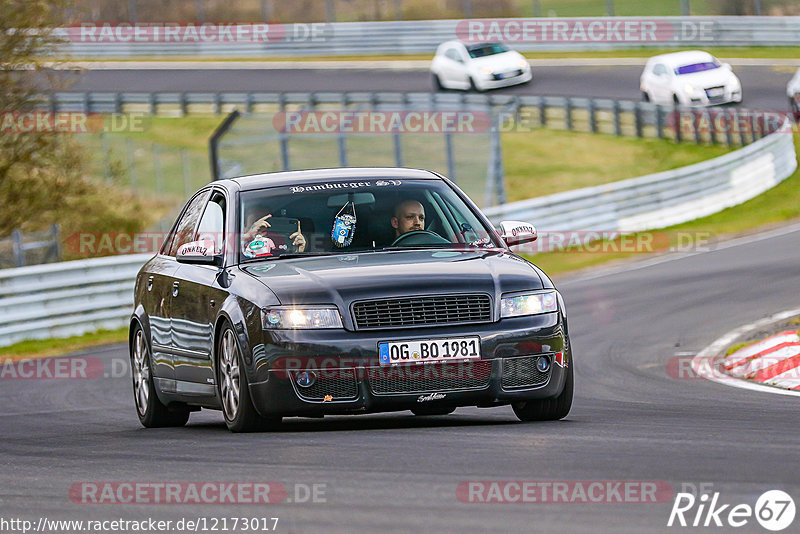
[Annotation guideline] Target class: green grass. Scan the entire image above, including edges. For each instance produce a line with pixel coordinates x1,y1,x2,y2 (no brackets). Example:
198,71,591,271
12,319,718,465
503,129,730,200
0,328,128,360
527,133,800,275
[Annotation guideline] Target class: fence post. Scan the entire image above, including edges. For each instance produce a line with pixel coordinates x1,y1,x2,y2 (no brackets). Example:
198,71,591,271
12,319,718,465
12,229,24,268
154,144,164,195
126,138,138,189
195,0,205,21
484,112,506,207
564,97,573,130
693,111,702,144
181,92,189,116
681,0,690,15
214,93,222,114
613,100,622,136
463,0,472,18
606,0,615,16
149,93,157,115
588,98,598,133
655,105,664,139
326,0,335,22
128,0,138,22
245,92,254,113
538,97,547,127
738,110,748,146
634,102,643,138
51,224,61,262
724,110,734,147
532,0,541,17
445,133,455,182
182,149,192,196
705,110,717,145
674,106,682,143
83,92,90,113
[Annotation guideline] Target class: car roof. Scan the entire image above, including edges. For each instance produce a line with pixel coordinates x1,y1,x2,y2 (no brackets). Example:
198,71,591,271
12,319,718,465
223,167,442,192
648,50,716,67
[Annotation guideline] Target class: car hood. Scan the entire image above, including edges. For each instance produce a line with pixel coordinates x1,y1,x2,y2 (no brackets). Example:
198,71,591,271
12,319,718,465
470,51,525,72
674,69,738,88
242,249,545,311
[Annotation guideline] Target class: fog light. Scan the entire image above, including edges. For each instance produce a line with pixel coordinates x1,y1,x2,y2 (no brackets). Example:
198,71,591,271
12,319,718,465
295,370,317,388
536,356,550,373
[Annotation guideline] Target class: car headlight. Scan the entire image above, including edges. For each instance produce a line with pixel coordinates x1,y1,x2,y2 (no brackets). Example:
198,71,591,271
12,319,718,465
684,83,695,95
262,307,343,329
500,291,558,319
518,58,529,69
479,66,493,76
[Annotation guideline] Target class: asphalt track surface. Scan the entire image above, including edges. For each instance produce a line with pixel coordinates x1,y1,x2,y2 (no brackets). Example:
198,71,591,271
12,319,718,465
65,65,796,111
3,224,800,533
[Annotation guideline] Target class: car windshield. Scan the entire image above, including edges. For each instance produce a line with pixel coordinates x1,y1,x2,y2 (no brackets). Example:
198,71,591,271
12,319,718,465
466,43,509,58
238,178,501,262
675,61,720,75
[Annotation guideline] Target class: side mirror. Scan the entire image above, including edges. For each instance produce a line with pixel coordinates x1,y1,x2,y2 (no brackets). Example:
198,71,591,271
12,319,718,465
176,239,223,267
499,221,537,247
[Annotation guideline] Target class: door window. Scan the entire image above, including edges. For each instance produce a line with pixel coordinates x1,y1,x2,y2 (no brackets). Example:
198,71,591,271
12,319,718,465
165,190,212,256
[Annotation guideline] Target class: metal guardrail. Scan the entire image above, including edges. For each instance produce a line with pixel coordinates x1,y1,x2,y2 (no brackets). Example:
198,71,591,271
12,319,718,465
59,17,800,57
0,225,61,269
482,121,797,232
0,254,150,347
50,91,776,148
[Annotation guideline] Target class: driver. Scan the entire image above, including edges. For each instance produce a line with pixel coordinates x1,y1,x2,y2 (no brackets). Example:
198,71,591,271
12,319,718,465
391,199,425,237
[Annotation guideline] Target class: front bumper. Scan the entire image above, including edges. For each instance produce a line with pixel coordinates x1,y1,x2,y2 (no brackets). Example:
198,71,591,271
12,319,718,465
685,86,742,106
477,69,533,90
247,312,569,417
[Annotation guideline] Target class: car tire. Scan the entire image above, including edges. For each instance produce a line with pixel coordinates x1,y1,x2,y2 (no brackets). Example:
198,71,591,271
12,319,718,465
411,406,456,416
791,97,800,122
217,322,281,433
468,76,482,93
642,91,650,102
130,324,190,428
673,94,680,105
512,361,573,422
432,73,445,91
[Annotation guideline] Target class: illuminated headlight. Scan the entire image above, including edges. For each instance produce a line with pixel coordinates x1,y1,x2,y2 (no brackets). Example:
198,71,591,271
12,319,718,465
518,58,529,69
479,66,494,76
500,291,558,319
262,307,343,329
684,83,695,95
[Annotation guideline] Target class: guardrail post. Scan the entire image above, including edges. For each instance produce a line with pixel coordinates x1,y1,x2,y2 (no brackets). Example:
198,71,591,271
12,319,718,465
12,229,24,268
149,93,157,115
445,132,455,182
245,92,254,113
613,100,622,136
564,97,573,130
693,110,701,144
737,111,748,146
606,0,615,17
181,92,189,116
705,110,717,145
50,93,57,114
82,92,90,113
655,105,664,139
51,224,61,262
634,102,643,138
588,98,598,133
724,110,734,147
532,0,541,17
214,93,222,114
278,93,290,170
538,97,546,127
114,92,123,114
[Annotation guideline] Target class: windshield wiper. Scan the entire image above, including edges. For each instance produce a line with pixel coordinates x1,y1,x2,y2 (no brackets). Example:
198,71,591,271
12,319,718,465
241,251,340,262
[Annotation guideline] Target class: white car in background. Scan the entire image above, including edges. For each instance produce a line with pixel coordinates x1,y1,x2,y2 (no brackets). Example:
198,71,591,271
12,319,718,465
787,68,800,119
640,51,742,106
430,40,532,92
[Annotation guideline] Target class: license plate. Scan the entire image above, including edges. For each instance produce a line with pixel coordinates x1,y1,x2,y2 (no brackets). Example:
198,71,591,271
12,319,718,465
379,337,481,366
707,88,724,97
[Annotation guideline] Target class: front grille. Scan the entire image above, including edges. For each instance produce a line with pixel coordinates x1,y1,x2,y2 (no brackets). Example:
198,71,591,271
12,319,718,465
367,360,492,395
352,294,492,330
291,369,358,401
501,355,551,389
705,86,726,100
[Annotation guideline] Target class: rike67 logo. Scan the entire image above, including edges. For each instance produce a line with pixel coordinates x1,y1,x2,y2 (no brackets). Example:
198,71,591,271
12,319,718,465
668,489,795,531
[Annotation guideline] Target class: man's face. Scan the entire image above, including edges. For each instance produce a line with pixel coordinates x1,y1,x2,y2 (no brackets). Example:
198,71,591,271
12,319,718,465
392,201,425,236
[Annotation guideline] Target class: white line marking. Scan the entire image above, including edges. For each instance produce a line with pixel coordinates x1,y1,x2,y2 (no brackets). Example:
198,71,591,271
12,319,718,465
692,308,800,397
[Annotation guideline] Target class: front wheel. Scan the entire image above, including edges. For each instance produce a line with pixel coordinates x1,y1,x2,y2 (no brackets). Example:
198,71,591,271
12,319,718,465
512,362,573,421
130,325,190,428
432,73,445,91
218,323,281,433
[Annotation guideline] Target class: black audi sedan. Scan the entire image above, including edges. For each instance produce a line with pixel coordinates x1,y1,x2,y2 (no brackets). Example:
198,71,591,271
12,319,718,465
129,168,573,432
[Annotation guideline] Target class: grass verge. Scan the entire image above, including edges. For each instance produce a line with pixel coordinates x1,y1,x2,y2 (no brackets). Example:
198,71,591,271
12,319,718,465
526,133,800,276
0,328,128,361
